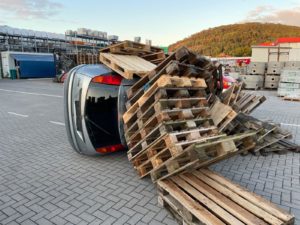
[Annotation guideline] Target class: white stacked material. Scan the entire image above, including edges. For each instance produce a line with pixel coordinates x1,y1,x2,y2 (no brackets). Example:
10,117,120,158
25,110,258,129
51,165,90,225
285,61,300,68
65,30,74,36
145,39,152,46
134,37,141,43
108,35,118,41
77,28,88,35
278,69,300,98
247,62,265,75
0,25,65,40
240,74,264,89
228,72,240,80
265,75,280,89
267,61,285,75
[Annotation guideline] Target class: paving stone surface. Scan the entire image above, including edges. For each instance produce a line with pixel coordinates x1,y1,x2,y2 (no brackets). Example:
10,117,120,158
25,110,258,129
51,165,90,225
0,80,299,224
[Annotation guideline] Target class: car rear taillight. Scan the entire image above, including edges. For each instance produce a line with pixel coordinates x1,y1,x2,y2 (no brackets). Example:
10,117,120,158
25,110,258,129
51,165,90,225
92,74,122,86
96,144,125,153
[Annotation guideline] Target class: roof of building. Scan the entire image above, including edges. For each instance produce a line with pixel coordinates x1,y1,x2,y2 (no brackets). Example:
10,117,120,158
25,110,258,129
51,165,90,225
276,37,300,43
258,37,300,47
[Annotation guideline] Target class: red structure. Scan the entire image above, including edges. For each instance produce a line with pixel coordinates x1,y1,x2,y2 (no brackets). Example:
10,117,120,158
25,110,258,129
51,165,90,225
258,37,300,46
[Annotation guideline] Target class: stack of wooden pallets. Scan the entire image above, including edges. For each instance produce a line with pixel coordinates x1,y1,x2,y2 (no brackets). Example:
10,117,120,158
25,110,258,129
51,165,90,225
122,48,260,182
98,41,295,224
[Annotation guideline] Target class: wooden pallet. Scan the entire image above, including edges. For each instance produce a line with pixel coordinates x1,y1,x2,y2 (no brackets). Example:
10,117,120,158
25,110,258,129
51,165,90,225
224,113,294,156
123,75,207,123
128,125,219,161
126,46,212,100
209,100,237,132
220,83,243,106
126,84,207,110
100,40,163,55
125,107,210,142
124,97,209,130
253,128,292,155
132,133,227,178
127,116,213,148
233,92,266,114
99,53,156,79
282,96,300,102
157,169,294,225
150,132,256,182
100,41,166,65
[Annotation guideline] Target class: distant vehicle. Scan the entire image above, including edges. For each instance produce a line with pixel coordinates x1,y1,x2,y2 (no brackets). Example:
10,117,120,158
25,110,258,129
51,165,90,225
223,74,237,90
64,64,135,155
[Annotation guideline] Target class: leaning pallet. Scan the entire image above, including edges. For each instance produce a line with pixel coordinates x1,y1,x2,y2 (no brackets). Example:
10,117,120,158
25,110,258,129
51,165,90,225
158,169,294,225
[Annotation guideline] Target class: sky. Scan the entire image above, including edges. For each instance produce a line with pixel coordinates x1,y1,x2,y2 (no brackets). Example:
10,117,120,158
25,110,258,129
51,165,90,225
0,0,300,46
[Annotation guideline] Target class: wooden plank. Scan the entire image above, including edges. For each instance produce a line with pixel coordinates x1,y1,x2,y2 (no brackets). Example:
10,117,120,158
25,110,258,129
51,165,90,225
180,173,269,225
170,176,245,225
194,170,286,225
157,180,225,225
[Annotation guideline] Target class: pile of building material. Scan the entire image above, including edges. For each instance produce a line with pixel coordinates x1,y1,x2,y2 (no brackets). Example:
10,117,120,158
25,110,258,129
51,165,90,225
99,41,295,224
265,62,284,89
278,68,300,101
241,62,265,89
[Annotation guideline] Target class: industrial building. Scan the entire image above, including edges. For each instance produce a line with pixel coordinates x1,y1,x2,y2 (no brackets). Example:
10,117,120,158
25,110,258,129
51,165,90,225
0,25,119,79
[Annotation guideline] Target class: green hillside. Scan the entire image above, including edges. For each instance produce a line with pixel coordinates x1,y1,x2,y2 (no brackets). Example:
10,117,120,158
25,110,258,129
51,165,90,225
169,23,300,57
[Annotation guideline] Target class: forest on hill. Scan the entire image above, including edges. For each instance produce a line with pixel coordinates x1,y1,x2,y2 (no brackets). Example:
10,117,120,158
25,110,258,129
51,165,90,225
169,23,300,57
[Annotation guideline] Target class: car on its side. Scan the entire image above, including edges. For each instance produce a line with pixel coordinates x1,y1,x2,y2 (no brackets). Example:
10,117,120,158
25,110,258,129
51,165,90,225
64,64,136,155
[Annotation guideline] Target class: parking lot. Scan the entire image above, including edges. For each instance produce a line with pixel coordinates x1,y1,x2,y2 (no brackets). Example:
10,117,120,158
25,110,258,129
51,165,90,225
0,79,299,225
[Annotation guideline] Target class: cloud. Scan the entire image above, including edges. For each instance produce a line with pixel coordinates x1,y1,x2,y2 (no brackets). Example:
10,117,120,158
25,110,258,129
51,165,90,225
0,0,63,20
244,5,300,27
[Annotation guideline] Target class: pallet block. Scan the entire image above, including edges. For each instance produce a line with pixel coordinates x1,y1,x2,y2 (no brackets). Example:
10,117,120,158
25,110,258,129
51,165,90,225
157,169,294,225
